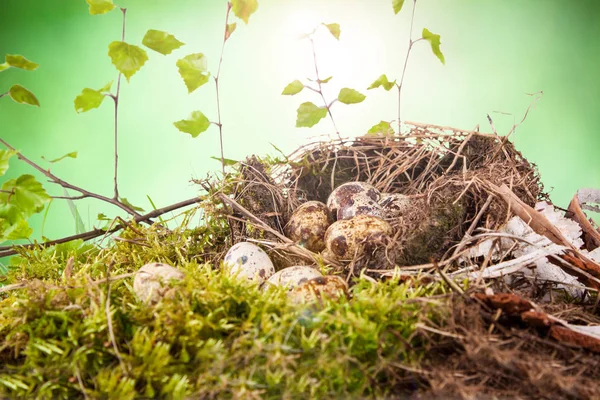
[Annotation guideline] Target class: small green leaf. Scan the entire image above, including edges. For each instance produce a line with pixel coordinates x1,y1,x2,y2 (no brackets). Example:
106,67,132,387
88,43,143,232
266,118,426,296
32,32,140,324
231,0,258,24
323,23,341,40
42,152,78,164
86,0,115,15
97,213,111,221
1,174,51,216
296,102,327,128
225,23,237,40
119,197,145,212
320,76,333,84
392,0,405,14
210,156,238,166
0,149,16,176
367,121,394,136
338,88,366,104
368,74,396,91
282,80,304,95
142,29,185,55
8,84,40,106
4,219,33,241
73,81,113,113
108,41,148,81
176,53,210,93
422,28,445,65
174,111,211,137
5,55,39,71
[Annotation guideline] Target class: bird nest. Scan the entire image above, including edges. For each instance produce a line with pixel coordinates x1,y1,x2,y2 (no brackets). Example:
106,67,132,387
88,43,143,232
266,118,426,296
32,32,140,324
217,121,545,277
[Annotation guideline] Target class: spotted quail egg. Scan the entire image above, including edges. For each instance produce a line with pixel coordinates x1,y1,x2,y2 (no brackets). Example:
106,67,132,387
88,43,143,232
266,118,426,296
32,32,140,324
264,265,323,290
327,182,380,220
379,193,412,219
284,201,332,252
224,242,275,283
133,262,185,304
324,214,393,260
336,193,385,220
289,275,348,304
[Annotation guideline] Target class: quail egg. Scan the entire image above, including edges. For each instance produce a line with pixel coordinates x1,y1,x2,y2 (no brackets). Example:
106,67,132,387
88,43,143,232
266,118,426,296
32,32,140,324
336,193,385,220
324,214,393,260
264,265,323,290
224,242,275,283
289,275,348,304
284,201,332,252
379,193,412,219
133,262,185,304
327,182,380,220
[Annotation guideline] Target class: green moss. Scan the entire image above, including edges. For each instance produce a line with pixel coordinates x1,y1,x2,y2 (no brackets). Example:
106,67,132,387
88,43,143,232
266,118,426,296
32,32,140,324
0,231,448,398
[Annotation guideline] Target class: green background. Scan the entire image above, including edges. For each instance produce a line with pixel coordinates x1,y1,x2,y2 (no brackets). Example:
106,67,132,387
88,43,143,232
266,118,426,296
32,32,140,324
1,0,599,244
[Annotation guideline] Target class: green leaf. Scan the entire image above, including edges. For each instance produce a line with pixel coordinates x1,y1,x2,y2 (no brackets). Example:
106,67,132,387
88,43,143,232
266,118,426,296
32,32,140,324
86,0,115,15
174,111,211,137
97,213,111,221
142,29,185,55
282,80,304,95
8,84,40,106
323,23,341,40
367,121,394,135
231,0,258,24
3,218,33,241
337,88,366,104
368,74,396,91
225,23,237,41
119,197,145,213
210,156,238,166
392,0,405,14
63,189,86,234
0,149,16,176
42,151,78,164
74,86,107,113
176,53,210,94
320,76,333,84
1,174,51,216
422,28,445,65
5,54,39,71
296,102,327,128
108,41,148,81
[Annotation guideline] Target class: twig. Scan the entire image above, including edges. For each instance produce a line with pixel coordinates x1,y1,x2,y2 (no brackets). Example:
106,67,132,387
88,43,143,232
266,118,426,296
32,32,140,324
0,196,202,257
396,0,422,131
75,366,89,400
213,1,233,176
0,137,144,219
309,36,341,140
109,8,127,200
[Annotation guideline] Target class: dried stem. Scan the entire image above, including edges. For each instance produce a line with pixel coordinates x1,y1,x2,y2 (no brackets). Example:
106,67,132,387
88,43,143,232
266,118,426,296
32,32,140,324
0,196,201,257
110,8,127,200
213,2,233,176
309,36,341,140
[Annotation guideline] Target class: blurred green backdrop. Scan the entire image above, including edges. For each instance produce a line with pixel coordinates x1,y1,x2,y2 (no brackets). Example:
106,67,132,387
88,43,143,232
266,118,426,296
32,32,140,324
1,0,599,244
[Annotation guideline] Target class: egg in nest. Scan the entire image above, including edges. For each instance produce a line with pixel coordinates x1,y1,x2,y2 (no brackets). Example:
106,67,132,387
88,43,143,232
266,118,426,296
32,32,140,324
284,201,332,252
324,214,393,260
224,242,275,283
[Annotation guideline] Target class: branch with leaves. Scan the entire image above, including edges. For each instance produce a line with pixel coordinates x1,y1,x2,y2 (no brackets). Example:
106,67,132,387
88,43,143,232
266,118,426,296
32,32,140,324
367,0,445,135
173,0,259,175
281,23,366,139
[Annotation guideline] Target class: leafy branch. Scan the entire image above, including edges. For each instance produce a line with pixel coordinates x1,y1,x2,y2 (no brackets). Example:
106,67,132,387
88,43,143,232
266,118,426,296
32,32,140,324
174,0,258,175
282,23,366,139
367,0,445,135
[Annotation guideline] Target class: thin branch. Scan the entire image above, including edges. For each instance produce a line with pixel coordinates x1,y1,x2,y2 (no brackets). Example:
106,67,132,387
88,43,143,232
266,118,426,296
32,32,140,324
396,0,418,132
0,137,145,220
111,8,127,200
0,196,202,257
309,36,341,140
0,92,8,99
213,1,233,176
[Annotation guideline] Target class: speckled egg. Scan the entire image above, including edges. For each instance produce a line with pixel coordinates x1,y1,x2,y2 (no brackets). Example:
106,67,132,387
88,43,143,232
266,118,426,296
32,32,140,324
336,193,385,220
224,242,275,283
379,193,412,219
133,262,185,304
264,265,323,290
289,275,349,304
284,201,332,252
324,214,393,260
326,182,380,220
